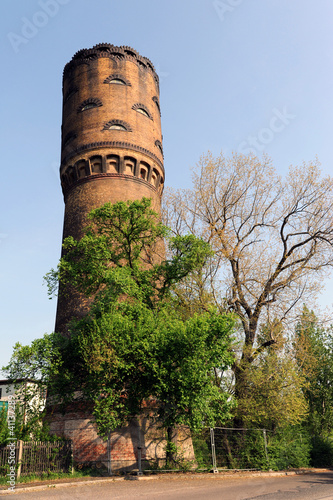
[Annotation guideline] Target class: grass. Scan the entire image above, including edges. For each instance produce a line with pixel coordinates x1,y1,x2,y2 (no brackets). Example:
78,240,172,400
0,466,104,486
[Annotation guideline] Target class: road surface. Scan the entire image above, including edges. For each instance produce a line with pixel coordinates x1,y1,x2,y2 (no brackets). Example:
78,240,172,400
1,471,333,499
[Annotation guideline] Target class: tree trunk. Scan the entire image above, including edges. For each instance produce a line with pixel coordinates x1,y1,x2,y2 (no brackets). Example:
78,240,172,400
233,339,254,428
166,426,177,467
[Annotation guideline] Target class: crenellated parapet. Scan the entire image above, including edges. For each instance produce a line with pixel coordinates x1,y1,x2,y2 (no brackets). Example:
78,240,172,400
63,44,159,89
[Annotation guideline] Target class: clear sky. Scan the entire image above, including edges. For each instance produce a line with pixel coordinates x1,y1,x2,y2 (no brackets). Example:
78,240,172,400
1,0,333,369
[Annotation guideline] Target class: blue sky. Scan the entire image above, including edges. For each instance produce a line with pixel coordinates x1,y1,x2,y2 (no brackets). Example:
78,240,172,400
1,0,333,368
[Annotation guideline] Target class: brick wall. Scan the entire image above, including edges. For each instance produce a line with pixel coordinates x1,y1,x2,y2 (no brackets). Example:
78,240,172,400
49,404,195,471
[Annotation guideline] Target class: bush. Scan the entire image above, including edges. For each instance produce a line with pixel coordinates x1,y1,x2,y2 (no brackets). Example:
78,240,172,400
267,427,311,470
310,436,333,467
192,430,212,468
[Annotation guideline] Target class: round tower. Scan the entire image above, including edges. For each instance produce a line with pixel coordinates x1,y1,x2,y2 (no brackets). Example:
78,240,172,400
55,44,164,332
50,45,195,470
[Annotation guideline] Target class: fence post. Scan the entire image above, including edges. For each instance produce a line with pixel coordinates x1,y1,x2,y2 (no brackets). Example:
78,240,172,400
137,447,143,475
70,441,74,474
107,431,112,476
210,428,218,473
263,429,269,466
137,419,143,476
17,440,23,480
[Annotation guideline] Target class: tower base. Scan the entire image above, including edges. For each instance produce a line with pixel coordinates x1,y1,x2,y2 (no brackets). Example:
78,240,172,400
47,403,196,472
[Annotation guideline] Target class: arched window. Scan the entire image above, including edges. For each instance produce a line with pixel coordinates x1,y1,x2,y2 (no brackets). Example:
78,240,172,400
151,168,159,187
90,156,102,174
61,174,69,188
81,103,97,111
103,74,131,86
155,140,163,156
139,161,149,180
152,96,161,115
64,87,78,102
76,160,87,179
110,78,125,85
109,124,126,130
102,120,132,131
77,98,102,113
106,155,119,173
63,132,77,148
132,103,153,120
67,167,75,184
137,108,150,118
124,156,136,176
158,176,164,194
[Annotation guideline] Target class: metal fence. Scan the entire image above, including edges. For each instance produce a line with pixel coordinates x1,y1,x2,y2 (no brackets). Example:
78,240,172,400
209,427,269,471
0,440,72,477
192,427,310,472
0,429,312,476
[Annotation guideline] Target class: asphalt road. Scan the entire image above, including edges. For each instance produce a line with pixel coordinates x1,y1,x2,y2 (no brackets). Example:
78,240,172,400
1,471,333,500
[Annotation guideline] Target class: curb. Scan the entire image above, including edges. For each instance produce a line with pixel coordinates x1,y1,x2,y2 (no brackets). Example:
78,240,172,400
0,476,158,495
0,468,331,495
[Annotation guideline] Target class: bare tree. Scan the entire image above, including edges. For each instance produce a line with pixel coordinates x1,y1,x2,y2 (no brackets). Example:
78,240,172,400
164,152,333,409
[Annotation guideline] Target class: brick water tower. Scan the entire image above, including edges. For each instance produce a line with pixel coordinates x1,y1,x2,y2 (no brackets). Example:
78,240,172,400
55,43,165,333
51,44,194,470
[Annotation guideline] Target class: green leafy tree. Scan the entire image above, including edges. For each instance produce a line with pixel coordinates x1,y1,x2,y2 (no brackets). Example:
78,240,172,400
46,198,235,454
64,300,235,456
233,321,308,429
295,306,333,436
1,334,67,441
4,198,235,460
0,406,9,445
46,198,212,310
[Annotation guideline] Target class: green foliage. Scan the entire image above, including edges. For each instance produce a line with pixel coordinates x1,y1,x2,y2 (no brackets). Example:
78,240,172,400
4,198,235,443
1,332,72,442
213,429,269,470
0,403,30,445
148,309,235,432
0,466,103,486
294,307,333,468
295,306,333,438
310,435,333,467
233,322,308,430
62,301,235,438
192,427,312,471
267,427,311,470
0,397,60,445
192,430,212,468
45,198,212,310
45,198,166,296
0,406,9,445
47,198,235,437
2,334,62,382
165,440,178,457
